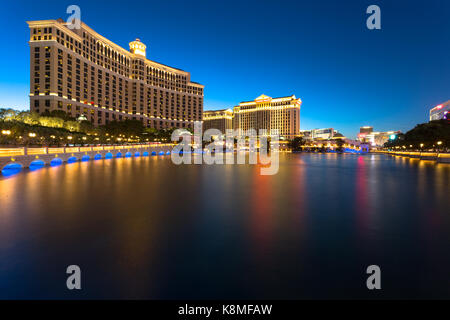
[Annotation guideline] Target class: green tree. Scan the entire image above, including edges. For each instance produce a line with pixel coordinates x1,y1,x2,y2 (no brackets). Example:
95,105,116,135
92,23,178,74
288,137,305,152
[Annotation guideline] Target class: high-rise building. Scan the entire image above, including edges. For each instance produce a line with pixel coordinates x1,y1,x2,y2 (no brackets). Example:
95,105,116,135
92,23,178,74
202,109,233,133
27,19,204,129
359,126,373,135
429,101,450,121
232,94,301,139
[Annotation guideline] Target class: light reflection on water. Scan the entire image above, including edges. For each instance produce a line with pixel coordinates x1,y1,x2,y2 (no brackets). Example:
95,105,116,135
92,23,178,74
0,153,449,299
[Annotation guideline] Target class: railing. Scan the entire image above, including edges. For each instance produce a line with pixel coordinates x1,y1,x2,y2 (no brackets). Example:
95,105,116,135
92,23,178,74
380,150,450,162
0,143,175,158
0,148,25,157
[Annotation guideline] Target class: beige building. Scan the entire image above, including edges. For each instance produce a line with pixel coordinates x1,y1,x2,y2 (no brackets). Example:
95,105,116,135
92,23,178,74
27,19,203,129
203,95,301,139
202,109,233,133
233,94,301,139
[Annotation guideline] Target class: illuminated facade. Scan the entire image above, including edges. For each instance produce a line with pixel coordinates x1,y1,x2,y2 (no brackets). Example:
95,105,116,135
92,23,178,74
358,129,401,147
27,19,203,129
233,94,301,139
429,101,450,121
203,109,233,133
300,128,339,140
359,126,373,135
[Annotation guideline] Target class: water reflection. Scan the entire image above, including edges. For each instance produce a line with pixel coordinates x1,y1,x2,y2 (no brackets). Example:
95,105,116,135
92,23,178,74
0,154,449,299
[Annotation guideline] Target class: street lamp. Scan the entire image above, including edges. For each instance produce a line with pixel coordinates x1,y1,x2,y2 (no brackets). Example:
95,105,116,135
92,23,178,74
29,132,36,138
1,130,11,135
437,141,442,145
67,136,73,140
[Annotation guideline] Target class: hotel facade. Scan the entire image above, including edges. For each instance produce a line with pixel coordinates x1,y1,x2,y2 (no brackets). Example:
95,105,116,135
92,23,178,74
27,19,204,129
202,109,234,134
203,95,301,139
429,100,450,121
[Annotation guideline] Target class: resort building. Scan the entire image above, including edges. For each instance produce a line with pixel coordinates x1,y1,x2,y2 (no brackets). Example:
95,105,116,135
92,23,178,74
203,95,301,139
202,109,233,133
358,129,401,147
233,94,301,139
429,101,450,121
300,128,340,140
27,19,204,129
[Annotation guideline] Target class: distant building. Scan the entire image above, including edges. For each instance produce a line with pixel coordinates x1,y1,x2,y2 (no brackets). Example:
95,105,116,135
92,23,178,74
300,128,339,140
429,101,450,121
203,94,302,139
358,129,401,147
360,126,373,135
234,95,301,139
203,109,233,133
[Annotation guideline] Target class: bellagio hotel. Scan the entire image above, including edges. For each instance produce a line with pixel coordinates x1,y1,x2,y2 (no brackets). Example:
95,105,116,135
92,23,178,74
203,95,302,139
27,19,204,129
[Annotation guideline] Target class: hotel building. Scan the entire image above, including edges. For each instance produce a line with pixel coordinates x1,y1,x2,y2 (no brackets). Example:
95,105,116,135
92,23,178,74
203,95,301,139
202,109,233,133
27,19,204,129
358,128,401,147
429,101,450,121
300,128,341,140
233,94,301,139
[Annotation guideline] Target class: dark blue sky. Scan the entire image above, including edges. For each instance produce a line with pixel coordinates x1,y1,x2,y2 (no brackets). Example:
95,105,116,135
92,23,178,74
1,0,449,138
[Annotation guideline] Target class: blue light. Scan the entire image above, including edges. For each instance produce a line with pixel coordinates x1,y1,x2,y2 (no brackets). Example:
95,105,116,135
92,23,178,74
151,151,157,156
390,134,396,140
105,152,113,159
143,151,149,156
81,155,90,162
50,158,63,166
125,152,132,158
116,152,122,158
166,151,171,155
94,154,102,160
1,163,23,176
134,152,140,157
29,159,45,171
67,156,78,164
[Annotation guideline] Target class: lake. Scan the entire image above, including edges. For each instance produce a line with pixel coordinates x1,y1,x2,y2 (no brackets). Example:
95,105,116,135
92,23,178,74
0,153,449,299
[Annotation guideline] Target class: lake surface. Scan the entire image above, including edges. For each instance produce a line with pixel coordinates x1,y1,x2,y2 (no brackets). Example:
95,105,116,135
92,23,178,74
0,153,449,299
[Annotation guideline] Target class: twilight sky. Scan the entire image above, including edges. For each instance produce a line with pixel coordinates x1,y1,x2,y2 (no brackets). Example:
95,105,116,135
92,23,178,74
1,0,449,138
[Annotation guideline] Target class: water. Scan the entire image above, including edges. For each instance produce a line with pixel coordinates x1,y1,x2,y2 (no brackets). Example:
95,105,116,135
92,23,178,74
0,153,449,299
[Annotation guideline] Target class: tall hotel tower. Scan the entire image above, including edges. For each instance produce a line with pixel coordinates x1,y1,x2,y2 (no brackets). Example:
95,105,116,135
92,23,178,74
27,19,204,129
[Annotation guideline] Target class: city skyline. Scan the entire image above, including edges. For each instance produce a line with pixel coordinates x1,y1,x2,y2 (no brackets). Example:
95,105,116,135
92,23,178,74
1,0,449,138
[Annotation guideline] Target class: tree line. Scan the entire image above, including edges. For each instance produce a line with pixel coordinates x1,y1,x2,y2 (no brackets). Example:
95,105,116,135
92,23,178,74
0,109,189,146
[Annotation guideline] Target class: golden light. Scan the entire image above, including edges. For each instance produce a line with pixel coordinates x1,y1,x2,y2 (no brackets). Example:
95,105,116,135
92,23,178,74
67,136,73,140
437,141,442,145
50,135,56,139
420,143,424,147
1,130,11,135
82,137,87,141
29,132,36,137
